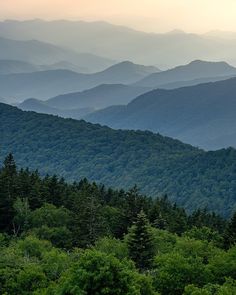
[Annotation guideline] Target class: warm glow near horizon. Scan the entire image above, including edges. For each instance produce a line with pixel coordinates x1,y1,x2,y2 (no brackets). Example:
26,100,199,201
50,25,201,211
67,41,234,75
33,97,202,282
1,0,236,33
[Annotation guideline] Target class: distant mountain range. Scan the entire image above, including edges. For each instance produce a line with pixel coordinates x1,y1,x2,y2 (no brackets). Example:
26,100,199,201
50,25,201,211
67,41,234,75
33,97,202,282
0,59,39,74
2,20,236,67
157,75,236,90
18,98,94,119
85,77,236,150
0,36,115,73
18,84,151,113
0,61,158,102
1,102,236,217
135,60,236,88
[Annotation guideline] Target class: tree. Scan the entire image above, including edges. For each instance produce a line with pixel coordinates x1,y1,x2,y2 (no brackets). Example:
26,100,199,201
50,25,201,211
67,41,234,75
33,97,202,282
3,153,17,176
184,279,236,294
72,187,104,247
29,204,73,248
0,153,17,231
94,237,129,260
51,249,157,295
154,252,210,295
224,212,236,249
207,246,236,284
127,210,155,270
13,198,31,236
184,226,223,248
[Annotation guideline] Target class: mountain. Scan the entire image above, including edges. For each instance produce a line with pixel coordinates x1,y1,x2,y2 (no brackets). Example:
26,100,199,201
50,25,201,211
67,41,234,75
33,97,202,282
1,102,236,216
0,59,40,74
46,84,151,110
158,75,236,89
135,60,236,88
204,30,236,40
85,77,236,150
0,37,115,72
0,59,103,75
18,98,93,119
97,61,160,80
39,61,89,73
0,96,6,103
0,36,79,65
2,20,236,67
0,61,158,101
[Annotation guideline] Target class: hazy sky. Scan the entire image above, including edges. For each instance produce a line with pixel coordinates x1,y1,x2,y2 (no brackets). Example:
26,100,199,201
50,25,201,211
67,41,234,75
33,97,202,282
1,0,236,33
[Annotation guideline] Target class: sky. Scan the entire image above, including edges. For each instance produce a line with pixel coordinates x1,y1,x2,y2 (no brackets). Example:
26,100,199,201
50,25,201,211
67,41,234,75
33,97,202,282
1,0,236,33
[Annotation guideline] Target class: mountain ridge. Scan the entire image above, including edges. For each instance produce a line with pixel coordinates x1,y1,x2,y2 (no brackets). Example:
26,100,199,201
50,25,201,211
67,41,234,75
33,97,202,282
1,102,236,216
85,77,236,150
2,20,236,67
135,60,236,87
0,61,158,101
0,36,115,72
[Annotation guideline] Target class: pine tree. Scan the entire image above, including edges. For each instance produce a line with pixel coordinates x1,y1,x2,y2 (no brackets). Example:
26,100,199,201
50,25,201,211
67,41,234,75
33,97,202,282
0,153,17,231
127,210,155,270
72,187,104,247
224,212,236,249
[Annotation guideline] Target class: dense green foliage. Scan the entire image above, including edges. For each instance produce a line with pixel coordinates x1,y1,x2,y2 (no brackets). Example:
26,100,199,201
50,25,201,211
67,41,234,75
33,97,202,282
0,155,236,294
1,103,236,217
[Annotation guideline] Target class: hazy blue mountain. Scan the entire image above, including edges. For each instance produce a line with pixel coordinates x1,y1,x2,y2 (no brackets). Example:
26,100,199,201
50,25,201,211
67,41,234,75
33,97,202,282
46,84,152,110
0,36,115,72
158,74,236,89
2,20,236,67
85,77,236,150
0,96,6,103
1,102,236,216
97,61,159,79
0,59,40,74
0,36,79,65
0,59,97,75
136,60,236,88
39,61,89,73
18,98,93,119
0,61,158,101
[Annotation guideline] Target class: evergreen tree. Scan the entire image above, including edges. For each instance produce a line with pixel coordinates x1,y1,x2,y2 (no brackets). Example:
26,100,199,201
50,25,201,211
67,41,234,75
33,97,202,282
0,153,17,232
127,210,155,270
224,212,236,249
3,153,17,176
72,186,104,247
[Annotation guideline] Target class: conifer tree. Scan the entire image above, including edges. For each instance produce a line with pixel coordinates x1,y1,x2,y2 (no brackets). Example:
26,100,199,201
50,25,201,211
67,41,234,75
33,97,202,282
0,153,17,231
127,210,155,270
224,212,236,249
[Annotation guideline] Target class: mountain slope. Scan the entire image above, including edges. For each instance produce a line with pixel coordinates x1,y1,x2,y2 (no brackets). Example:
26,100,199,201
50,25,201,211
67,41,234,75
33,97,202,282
0,37,115,72
0,102,236,217
46,84,151,110
18,98,93,119
0,61,157,101
0,59,94,75
136,60,236,88
0,59,39,74
2,20,236,67
0,96,6,103
158,74,236,89
85,77,236,150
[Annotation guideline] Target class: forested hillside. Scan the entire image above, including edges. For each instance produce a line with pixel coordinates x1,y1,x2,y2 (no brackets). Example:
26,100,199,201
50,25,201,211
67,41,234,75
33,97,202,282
1,103,236,216
0,154,236,294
